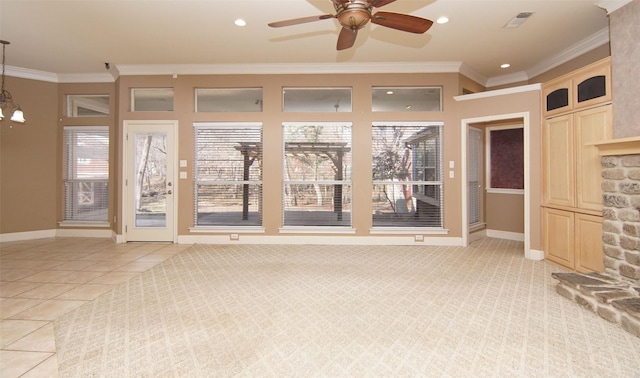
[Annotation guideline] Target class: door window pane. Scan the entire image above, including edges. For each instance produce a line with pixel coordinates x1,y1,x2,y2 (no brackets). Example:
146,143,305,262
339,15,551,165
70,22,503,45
133,133,168,227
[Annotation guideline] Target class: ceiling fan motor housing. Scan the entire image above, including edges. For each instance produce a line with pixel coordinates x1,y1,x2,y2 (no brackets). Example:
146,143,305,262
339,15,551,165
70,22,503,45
335,1,372,29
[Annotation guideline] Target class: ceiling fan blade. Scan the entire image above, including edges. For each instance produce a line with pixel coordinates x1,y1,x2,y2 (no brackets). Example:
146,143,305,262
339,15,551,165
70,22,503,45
371,11,433,33
337,27,358,50
369,0,397,8
268,14,335,28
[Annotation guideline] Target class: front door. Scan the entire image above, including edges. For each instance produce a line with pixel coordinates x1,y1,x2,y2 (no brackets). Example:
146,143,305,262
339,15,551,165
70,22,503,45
124,121,177,242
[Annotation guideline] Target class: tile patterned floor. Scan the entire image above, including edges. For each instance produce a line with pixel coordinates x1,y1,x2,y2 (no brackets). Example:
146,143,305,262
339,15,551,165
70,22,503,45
0,238,190,378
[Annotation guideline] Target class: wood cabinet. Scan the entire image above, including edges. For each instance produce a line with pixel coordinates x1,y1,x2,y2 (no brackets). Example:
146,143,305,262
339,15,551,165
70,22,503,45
541,57,612,272
542,57,611,117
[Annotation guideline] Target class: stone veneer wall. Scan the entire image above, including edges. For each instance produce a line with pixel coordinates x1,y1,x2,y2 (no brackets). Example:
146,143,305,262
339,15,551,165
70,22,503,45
601,154,640,285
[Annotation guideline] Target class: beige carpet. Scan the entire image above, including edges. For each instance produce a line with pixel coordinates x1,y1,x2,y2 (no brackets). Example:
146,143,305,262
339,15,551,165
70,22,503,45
53,238,640,377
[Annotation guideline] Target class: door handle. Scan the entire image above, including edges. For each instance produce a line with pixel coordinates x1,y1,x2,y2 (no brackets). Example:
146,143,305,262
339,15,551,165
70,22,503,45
167,190,172,195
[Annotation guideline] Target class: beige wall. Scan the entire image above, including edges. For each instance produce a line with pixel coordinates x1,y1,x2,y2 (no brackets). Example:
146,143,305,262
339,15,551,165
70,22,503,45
610,0,640,138
0,77,58,233
486,193,524,233
529,43,611,84
116,72,464,238
0,46,610,249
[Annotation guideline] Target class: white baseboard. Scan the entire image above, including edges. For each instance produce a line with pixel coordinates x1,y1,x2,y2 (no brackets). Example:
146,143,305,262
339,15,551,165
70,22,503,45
178,234,463,246
526,248,544,261
468,229,487,243
0,229,57,242
56,229,113,238
486,229,524,242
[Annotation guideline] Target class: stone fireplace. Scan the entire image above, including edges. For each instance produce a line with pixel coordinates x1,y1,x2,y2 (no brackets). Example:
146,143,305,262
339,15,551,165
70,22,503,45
599,138,640,285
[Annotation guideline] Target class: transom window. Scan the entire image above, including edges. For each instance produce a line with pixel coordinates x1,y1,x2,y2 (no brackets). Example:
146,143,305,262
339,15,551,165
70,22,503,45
193,123,262,226
282,87,352,112
282,122,352,227
66,95,110,117
62,126,109,223
372,122,443,228
195,88,263,112
131,88,174,112
372,87,442,112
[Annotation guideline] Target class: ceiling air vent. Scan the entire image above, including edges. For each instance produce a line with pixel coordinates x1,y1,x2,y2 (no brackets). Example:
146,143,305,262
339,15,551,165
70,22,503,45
504,12,535,29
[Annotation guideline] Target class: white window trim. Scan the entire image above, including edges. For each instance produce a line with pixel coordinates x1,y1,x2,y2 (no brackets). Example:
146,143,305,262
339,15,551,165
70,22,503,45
485,124,524,191
371,121,445,230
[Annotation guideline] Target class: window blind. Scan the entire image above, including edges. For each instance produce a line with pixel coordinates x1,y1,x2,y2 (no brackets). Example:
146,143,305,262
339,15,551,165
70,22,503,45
282,123,352,227
63,126,109,222
372,123,443,228
194,123,262,226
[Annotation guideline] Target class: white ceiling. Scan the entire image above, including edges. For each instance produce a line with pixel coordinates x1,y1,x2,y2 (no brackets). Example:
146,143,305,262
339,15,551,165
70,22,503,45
0,0,616,86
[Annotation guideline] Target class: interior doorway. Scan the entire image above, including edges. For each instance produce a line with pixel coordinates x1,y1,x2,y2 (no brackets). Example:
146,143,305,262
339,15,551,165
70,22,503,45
461,112,531,256
123,120,178,242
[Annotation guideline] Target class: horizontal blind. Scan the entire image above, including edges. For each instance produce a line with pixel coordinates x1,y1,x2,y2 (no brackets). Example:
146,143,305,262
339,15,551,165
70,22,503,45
194,123,262,226
63,126,109,222
372,123,443,228
282,123,352,227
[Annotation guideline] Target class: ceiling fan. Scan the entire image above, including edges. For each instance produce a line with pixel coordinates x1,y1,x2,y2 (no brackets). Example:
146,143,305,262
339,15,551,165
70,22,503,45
268,0,433,50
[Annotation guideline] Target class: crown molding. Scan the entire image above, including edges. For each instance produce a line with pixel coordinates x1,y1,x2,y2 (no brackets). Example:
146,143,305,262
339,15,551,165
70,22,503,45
57,73,115,83
526,27,610,80
5,65,114,83
485,71,530,88
595,0,633,13
115,61,464,76
5,65,59,83
458,63,487,87
3,26,610,86
453,83,541,102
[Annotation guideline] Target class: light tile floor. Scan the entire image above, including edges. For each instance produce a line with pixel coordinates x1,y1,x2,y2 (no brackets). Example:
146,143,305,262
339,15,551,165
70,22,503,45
0,238,191,378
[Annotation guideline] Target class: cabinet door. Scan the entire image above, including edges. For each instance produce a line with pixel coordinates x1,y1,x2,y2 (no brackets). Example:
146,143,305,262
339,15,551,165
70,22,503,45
542,208,575,269
575,213,604,273
543,115,575,207
575,105,613,211
572,58,611,110
543,207,575,269
543,78,572,117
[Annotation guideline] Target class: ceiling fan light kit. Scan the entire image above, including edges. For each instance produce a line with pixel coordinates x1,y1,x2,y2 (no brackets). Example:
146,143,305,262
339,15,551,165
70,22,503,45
268,0,433,51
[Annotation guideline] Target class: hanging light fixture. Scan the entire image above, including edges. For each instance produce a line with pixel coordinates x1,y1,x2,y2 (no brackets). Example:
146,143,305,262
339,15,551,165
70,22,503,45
0,40,25,123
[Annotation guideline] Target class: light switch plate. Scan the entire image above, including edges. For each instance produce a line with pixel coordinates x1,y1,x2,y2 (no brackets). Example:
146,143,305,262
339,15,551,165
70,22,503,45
179,160,187,168
179,171,187,179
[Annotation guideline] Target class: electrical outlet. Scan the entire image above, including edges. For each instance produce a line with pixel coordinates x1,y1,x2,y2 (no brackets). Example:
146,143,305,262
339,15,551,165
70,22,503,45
415,235,424,242
230,233,239,240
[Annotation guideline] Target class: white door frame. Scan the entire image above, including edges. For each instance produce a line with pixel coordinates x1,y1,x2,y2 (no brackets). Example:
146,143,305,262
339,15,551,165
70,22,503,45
122,120,179,243
460,112,533,258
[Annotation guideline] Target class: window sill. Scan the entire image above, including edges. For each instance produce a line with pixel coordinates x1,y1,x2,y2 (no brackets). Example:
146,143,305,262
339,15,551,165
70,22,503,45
279,227,356,234
58,221,110,228
486,188,524,195
369,227,449,235
189,226,265,234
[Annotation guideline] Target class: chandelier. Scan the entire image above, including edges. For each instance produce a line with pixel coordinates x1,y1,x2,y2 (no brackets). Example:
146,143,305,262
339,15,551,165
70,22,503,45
0,40,25,123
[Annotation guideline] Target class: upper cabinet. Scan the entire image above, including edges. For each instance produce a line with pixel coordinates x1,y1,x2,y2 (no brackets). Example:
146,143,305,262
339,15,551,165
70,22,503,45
542,57,611,117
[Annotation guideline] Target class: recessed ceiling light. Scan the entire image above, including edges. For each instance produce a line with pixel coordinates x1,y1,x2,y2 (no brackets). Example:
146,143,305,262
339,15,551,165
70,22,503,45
234,19,247,27
386,90,394,95
436,16,449,24
501,63,511,68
